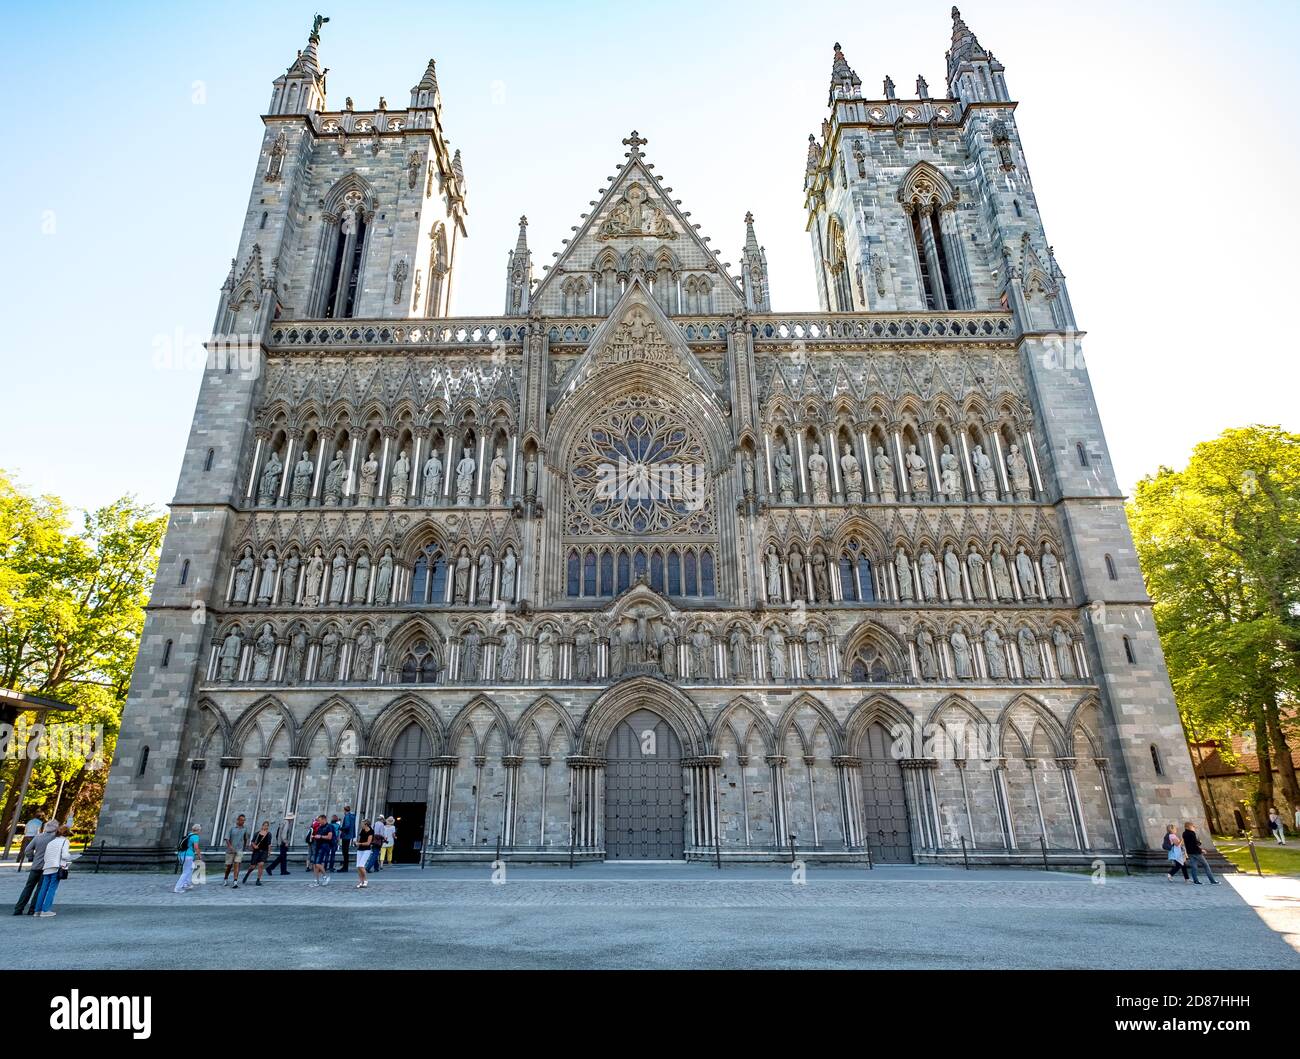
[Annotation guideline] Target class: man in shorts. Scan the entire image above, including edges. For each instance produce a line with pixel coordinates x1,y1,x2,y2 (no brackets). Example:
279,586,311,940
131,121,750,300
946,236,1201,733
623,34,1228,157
223,814,249,888
309,814,332,885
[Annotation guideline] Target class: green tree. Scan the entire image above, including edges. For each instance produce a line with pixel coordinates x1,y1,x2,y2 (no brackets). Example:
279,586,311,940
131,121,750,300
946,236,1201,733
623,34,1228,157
1129,426,1300,832
0,471,165,840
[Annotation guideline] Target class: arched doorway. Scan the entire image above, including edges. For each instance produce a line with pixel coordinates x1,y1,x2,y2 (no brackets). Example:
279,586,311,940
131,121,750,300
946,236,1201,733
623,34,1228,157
859,721,913,863
604,708,684,860
386,722,431,863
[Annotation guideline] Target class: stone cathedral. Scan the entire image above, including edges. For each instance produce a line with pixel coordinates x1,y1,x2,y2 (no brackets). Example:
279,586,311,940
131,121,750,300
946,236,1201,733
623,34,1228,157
100,10,1204,866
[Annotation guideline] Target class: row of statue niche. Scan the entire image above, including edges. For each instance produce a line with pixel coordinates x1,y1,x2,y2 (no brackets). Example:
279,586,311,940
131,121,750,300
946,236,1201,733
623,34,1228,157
450,546,519,604
915,624,1078,682
894,541,1064,602
256,442,522,507
752,437,1033,504
216,621,379,684
232,546,395,606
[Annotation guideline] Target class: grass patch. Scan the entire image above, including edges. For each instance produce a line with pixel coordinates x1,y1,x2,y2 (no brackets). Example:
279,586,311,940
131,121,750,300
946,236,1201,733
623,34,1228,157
1212,835,1300,877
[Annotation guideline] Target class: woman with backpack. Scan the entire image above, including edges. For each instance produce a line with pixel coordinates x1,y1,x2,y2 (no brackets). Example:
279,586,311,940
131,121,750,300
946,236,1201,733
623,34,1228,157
173,824,203,893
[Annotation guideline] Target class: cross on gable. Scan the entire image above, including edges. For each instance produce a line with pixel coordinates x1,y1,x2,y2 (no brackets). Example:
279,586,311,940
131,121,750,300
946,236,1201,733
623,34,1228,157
622,130,648,153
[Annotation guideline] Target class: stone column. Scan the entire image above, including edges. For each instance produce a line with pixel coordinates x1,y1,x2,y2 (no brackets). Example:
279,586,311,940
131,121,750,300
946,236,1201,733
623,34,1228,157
917,203,949,310
767,754,789,851
685,756,721,849
990,757,1015,849
833,755,865,849
1056,756,1088,850
501,755,524,849
427,756,458,849
566,755,605,851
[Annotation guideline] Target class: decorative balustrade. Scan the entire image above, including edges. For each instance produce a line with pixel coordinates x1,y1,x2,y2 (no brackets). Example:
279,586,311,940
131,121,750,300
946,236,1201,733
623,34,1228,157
265,309,1018,354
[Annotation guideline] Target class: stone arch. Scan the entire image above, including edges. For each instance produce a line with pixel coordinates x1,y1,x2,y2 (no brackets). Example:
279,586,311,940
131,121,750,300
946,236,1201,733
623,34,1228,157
898,160,956,209
446,693,514,756
997,693,1068,758
576,676,708,756
297,694,365,756
775,692,844,756
370,694,444,758
230,695,293,757
845,692,916,756
711,694,775,755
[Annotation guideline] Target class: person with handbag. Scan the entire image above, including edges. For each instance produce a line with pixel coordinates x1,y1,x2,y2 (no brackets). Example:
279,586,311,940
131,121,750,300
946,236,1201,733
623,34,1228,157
1163,824,1189,882
173,824,203,893
33,824,72,917
13,823,59,916
382,816,397,865
243,821,273,885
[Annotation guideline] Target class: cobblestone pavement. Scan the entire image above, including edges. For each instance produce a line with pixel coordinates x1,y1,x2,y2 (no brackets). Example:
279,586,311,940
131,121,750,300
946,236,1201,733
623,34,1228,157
2,862,1296,969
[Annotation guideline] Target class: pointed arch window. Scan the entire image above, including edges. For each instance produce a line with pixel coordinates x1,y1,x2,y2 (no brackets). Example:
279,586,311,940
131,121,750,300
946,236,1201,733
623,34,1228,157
426,223,449,316
900,165,965,311
316,182,373,319
848,642,893,683
409,545,448,604
827,217,853,311
399,639,440,684
839,538,875,603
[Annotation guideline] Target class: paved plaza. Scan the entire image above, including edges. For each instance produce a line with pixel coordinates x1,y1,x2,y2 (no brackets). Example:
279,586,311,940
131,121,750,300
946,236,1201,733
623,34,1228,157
2,862,1297,970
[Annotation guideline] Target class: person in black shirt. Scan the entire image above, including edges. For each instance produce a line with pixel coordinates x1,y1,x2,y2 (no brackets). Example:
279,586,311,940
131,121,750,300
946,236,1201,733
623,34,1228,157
1182,822,1218,885
243,821,273,885
354,820,373,889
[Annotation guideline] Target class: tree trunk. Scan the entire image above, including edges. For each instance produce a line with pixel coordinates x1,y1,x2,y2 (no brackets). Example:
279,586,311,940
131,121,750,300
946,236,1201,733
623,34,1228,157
1264,695,1300,820
1251,710,1275,835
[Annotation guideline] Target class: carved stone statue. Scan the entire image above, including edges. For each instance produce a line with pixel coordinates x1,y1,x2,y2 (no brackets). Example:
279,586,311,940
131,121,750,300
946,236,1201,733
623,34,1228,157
500,628,519,681
972,444,997,502
741,453,756,496
251,624,275,682
323,449,346,505
690,629,710,680
358,451,379,505
788,549,805,601
775,443,795,503
500,548,517,602
990,542,1014,601
659,628,678,680
537,628,555,679
354,626,375,682
574,629,592,680
329,549,347,604
1015,546,1038,598
375,548,393,605
422,449,443,504
874,445,896,501
456,446,476,505
488,446,508,505
353,553,371,602
609,626,625,678
810,545,830,603
258,450,283,506
966,546,988,601
233,548,254,603
281,552,299,605
291,452,314,504
256,550,277,604
894,546,914,600
219,627,243,682
303,548,325,607
983,626,1007,679
905,444,929,500
463,629,482,681
808,443,830,504
729,627,746,680
318,628,340,682
477,550,494,602
765,545,783,602
917,628,938,681
767,625,786,681
940,444,963,501
389,449,410,505
918,549,939,602
944,546,962,601
1018,628,1042,679
841,444,864,503
524,457,538,498
1041,543,1062,600
1053,626,1075,678
453,549,471,603
285,625,307,683
951,630,973,679
1007,443,1032,500
806,627,824,680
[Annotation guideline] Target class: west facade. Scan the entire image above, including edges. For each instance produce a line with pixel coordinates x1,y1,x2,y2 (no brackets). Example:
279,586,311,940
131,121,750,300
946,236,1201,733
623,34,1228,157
99,10,1203,865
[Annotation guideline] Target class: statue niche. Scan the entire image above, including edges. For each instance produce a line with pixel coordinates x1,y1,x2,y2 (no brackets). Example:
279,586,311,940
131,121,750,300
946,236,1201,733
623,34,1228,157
598,182,676,240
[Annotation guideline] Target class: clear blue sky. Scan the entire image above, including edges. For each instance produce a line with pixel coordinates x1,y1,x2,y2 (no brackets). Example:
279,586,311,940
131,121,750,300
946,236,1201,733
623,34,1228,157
2,1,1297,516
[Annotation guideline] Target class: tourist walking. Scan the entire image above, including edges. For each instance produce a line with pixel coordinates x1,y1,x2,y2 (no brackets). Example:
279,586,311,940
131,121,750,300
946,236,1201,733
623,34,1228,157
243,821,272,885
174,824,203,893
223,814,249,888
382,816,397,865
13,823,59,916
355,819,373,888
368,816,386,872
326,815,342,872
1268,808,1286,845
1163,824,1189,882
18,815,44,866
267,814,294,876
309,814,332,885
33,825,72,917
1181,822,1218,885
340,806,356,872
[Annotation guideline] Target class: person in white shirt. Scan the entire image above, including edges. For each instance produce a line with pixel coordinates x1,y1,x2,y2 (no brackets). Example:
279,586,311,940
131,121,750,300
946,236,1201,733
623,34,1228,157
382,816,397,865
18,816,44,866
34,825,71,917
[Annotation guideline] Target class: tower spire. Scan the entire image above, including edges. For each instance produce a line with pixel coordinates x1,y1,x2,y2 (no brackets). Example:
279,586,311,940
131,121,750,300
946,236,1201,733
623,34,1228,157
505,215,532,314
946,6,1008,102
269,14,329,115
740,212,770,312
828,42,862,104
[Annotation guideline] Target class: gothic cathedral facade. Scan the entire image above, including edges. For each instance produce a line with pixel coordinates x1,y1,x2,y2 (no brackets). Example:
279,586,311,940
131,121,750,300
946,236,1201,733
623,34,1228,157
100,10,1203,865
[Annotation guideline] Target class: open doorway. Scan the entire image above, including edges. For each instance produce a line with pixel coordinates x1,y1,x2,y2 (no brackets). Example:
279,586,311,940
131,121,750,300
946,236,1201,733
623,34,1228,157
385,802,427,863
